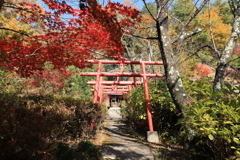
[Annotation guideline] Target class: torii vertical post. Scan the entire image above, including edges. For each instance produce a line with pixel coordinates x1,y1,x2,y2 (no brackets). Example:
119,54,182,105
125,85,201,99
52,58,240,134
99,77,103,103
141,62,154,131
133,77,137,87
93,61,102,103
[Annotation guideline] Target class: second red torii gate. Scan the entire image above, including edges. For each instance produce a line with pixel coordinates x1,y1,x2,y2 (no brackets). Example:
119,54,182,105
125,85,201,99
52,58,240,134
80,59,164,132
88,81,142,102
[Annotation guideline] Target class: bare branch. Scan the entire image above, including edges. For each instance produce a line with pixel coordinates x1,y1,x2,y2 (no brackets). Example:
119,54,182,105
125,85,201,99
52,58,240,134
178,28,202,41
172,0,209,44
229,55,240,63
138,26,157,30
87,48,108,59
1,45,44,63
142,0,157,21
229,65,240,73
132,34,158,39
3,2,49,17
228,0,236,15
178,45,217,68
170,15,184,25
207,1,221,58
156,0,169,20
124,45,136,72
0,0,4,11
0,27,48,42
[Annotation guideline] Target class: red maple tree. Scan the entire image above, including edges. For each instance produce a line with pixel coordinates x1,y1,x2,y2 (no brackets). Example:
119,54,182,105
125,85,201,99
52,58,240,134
233,46,240,55
0,0,140,77
195,63,211,78
27,69,74,91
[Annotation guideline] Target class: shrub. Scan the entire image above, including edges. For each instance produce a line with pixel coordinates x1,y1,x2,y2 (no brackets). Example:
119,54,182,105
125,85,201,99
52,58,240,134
0,93,106,159
64,65,96,100
122,79,179,141
76,141,102,159
180,78,240,160
194,63,211,78
124,77,240,159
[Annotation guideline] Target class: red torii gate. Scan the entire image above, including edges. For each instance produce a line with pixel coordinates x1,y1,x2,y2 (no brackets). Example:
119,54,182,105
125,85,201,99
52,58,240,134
80,59,163,133
88,80,142,102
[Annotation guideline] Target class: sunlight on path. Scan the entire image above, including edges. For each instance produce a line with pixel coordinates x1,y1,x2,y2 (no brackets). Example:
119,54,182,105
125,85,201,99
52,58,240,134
101,107,155,160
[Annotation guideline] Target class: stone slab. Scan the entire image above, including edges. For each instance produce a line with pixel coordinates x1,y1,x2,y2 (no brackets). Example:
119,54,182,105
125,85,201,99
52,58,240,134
147,131,160,143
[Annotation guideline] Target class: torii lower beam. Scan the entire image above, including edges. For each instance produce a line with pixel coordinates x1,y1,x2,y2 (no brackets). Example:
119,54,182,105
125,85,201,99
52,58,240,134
91,89,128,92
87,81,143,85
89,81,140,103
102,91,127,94
81,72,163,77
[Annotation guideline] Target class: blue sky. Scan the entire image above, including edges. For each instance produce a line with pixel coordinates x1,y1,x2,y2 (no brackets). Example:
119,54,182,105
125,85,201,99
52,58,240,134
37,0,147,25
111,0,145,10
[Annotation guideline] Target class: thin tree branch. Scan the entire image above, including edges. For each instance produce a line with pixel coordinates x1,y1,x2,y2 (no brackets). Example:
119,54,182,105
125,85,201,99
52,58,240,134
178,45,217,68
3,2,68,23
0,0,4,11
170,15,184,25
208,1,221,58
138,26,157,30
3,2,50,17
132,34,158,39
1,45,44,63
228,0,236,15
156,0,168,20
0,27,49,42
124,45,136,72
172,0,209,44
228,55,240,63
229,65,240,72
89,50,106,59
142,0,157,21
178,28,202,41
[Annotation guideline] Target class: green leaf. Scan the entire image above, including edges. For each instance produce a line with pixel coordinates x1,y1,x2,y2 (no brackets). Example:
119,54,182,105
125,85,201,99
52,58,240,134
225,83,232,91
205,100,216,106
203,114,211,120
208,134,214,140
224,121,233,124
231,126,239,134
233,138,240,144
231,146,236,149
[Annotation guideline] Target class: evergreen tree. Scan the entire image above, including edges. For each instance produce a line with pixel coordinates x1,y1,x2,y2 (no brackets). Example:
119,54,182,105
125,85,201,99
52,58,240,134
213,0,234,24
172,0,196,23
141,2,157,16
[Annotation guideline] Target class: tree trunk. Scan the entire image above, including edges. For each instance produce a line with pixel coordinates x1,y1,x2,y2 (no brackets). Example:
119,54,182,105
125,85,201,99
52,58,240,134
213,4,240,91
155,0,190,113
147,40,155,73
125,46,136,73
0,0,4,11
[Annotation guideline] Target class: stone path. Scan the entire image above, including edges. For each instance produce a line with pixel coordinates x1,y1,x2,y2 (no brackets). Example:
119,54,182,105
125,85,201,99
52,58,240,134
101,107,155,160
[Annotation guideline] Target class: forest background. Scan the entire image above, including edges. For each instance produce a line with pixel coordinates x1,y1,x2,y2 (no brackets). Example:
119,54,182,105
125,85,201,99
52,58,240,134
0,0,239,159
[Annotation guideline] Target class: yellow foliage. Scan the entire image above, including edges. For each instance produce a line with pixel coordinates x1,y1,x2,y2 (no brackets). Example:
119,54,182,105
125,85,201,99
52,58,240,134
0,0,43,38
198,7,231,49
138,14,156,37
5,0,38,4
122,0,138,10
